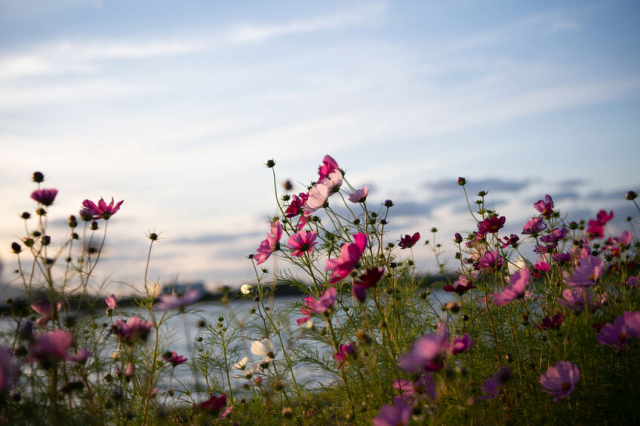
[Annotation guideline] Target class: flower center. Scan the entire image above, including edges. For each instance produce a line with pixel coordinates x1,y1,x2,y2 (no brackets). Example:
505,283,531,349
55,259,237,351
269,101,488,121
589,273,595,282
561,382,571,392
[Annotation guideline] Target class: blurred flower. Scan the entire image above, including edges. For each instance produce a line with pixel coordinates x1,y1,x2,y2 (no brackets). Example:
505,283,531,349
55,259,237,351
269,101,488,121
398,232,420,249
480,367,510,401
558,288,604,311
597,311,640,351
478,249,503,272
156,288,202,310
626,276,639,287
399,324,448,373
81,197,124,220
566,256,604,288
325,233,367,284
373,396,412,426
493,269,530,306
162,351,187,367
535,313,565,331
68,348,91,363
333,342,357,369
0,347,19,394
393,374,437,403
198,394,228,416
540,361,580,402
105,294,117,314
552,252,571,264
232,356,248,370
534,194,554,218
451,334,475,355
240,284,251,295
297,288,337,324
443,275,476,296
31,189,58,206
31,300,63,327
288,231,318,257
110,317,153,344
29,330,73,368
255,220,282,265
251,338,277,361
348,186,369,203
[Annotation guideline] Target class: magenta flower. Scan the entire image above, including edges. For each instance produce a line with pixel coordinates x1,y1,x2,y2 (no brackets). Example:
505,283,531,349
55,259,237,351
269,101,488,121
626,276,639,287
480,367,510,401
522,217,547,235
500,234,519,248
325,233,367,284
31,300,63,327
451,334,475,355
198,394,228,416
352,267,384,302
535,313,565,331
596,210,614,225
317,155,339,181
586,220,604,239
29,330,74,368
333,342,357,369
254,220,283,265
493,269,530,306
399,324,449,372
297,287,337,324
162,351,188,367
597,311,640,351
110,317,153,344
540,227,567,244
566,256,604,288
285,192,309,218
443,275,476,295
540,361,580,402
348,186,369,203
156,288,203,310
31,189,58,206
393,374,436,403
81,197,124,220
373,396,412,426
477,216,506,234
398,232,420,249
0,347,19,394
478,249,503,272
534,194,554,218
287,231,318,257
558,288,604,311
552,252,571,264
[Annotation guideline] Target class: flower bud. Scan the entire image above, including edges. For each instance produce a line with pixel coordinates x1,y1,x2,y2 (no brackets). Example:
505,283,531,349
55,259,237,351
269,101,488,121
90,221,98,231
40,235,51,246
21,212,31,220
11,242,22,254
457,177,466,186
68,215,77,228
23,237,34,248
32,171,44,183
454,233,463,243
383,199,394,207
265,159,276,168
626,191,638,201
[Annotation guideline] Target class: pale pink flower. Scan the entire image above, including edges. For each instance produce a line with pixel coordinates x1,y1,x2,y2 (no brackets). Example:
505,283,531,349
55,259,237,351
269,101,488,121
287,231,318,257
322,170,343,193
566,256,604,288
597,311,640,351
31,300,63,327
493,269,530,306
302,182,330,214
558,288,604,311
254,220,282,265
399,324,449,372
105,294,117,314
297,287,337,325
81,197,124,220
540,361,580,402
325,233,367,284
348,186,369,203
156,288,203,310
110,317,153,344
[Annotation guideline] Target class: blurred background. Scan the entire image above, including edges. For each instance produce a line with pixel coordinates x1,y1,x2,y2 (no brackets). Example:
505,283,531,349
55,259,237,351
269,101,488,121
1,0,639,296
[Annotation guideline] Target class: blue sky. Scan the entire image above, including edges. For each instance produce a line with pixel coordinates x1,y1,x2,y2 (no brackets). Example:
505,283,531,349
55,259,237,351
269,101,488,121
1,0,639,294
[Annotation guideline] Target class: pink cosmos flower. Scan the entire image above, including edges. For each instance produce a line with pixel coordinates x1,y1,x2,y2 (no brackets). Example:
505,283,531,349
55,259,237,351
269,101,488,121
318,155,339,181
480,367,510,401
68,348,91,363
626,276,639,287
552,252,571,264
398,232,420,249
288,231,318,257
156,288,203,310
285,193,309,218
31,300,63,327
198,394,228,416
531,260,550,279
540,361,580,402
162,351,188,367
478,249,503,272
443,275,476,295
566,256,604,288
534,194,554,218
493,269,530,306
540,227,567,244
110,317,153,344
31,189,58,206
558,288,604,311
352,267,385,301
254,220,282,265
619,230,633,247
297,287,337,324
535,313,565,331
399,324,449,373
105,294,117,314
29,329,74,368
596,210,614,225
302,182,330,214
348,186,369,203
597,311,640,351
373,396,412,426
451,334,475,355
0,347,19,394
322,170,343,193
81,197,124,220
586,220,604,240
333,342,357,369
477,216,506,234
325,233,367,284
393,374,437,403
522,217,547,235
500,234,519,248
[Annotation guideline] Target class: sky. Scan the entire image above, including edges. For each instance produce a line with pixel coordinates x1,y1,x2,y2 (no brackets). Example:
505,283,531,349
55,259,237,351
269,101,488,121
1,0,639,296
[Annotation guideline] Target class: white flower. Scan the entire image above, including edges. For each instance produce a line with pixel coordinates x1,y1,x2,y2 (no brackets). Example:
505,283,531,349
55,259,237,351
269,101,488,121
233,356,248,370
240,284,251,295
233,363,260,379
251,338,277,360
